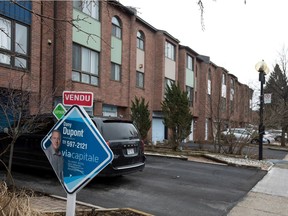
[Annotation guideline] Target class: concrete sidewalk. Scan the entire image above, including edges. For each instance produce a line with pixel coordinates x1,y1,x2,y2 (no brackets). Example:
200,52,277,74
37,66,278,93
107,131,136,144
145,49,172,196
228,159,288,216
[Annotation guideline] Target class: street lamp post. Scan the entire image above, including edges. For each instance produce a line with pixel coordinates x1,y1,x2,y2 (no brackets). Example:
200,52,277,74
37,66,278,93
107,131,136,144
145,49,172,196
255,60,270,160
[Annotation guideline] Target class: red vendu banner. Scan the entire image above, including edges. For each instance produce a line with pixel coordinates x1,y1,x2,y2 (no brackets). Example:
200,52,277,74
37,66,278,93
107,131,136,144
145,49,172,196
63,91,93,107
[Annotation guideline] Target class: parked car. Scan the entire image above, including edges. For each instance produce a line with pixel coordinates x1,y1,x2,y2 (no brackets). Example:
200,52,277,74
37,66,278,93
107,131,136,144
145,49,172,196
0,115,146,177
253,129,287,143
221,128,271,144
250,136,270,144
221,128,252,142
269,130,288,142
91,116,146,176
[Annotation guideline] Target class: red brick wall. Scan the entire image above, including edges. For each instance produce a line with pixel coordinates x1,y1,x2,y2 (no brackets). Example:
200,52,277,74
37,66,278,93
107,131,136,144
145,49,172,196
99,2,131,111
53,1,73,97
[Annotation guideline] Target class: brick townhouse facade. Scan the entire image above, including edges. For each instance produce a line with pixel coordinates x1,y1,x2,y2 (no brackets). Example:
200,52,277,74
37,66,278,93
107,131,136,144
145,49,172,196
0,0,253,144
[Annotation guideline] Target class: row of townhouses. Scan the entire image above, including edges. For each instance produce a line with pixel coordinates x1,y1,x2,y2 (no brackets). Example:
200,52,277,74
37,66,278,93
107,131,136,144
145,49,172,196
0,0,253,144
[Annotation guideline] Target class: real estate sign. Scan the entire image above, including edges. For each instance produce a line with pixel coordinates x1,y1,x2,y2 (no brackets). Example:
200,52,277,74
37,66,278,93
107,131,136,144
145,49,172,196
41,105,114,194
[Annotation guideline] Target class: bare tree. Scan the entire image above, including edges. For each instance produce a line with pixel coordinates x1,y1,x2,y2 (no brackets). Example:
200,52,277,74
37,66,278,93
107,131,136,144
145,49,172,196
0,73,55,179
197,0,246,30
203,72,252,155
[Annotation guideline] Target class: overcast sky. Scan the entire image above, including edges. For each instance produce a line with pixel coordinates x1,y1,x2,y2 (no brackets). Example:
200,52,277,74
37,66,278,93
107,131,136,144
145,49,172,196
119,0,288,87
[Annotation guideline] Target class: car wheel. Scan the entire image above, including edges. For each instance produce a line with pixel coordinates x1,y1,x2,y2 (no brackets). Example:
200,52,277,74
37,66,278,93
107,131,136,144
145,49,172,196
251,139,258,144
275,136,281,142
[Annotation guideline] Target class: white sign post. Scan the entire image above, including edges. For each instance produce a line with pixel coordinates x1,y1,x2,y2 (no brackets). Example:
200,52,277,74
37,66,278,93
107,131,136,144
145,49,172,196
66,193,77,216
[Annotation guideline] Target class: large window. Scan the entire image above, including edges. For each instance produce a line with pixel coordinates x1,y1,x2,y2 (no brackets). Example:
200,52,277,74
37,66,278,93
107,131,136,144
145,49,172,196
0,16,29,69
165,78,175,91
221,97,226,112
187,55,193,70
207,69,211,95
136,71,144,88
230,78,235,113
137,31,144,50
73,0,99,20
72,43,99,86
112,17,121,39
222,73,226,85
111,62,121,81
221,73,226,98
230,78,235,101
186,86,194,107
165,41,175,61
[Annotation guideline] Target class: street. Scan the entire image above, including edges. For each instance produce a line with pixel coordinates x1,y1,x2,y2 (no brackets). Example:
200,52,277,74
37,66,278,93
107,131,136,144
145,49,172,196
10,155,267,216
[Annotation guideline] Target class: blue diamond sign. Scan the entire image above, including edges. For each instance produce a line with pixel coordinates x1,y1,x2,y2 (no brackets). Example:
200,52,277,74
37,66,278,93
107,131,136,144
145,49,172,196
41,105,114,194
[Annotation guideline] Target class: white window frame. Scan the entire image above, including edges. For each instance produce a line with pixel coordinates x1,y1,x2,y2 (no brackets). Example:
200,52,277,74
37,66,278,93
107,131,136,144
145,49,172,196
221,74,227,98
72,43,99,86
111,62,121,81
186,86,194,107
187,55,193,70
73,0,99,20
137,31,144,50
0,16,29,69
207,70,211,95
165,41,175,61
112,17,121,39
136,71,144,88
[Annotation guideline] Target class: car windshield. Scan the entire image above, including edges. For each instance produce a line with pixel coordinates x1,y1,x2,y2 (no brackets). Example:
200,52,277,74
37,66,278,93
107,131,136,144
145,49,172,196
101,122,139,140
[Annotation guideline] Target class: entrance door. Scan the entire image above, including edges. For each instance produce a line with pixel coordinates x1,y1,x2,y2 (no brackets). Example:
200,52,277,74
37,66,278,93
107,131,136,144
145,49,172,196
152,118,165,144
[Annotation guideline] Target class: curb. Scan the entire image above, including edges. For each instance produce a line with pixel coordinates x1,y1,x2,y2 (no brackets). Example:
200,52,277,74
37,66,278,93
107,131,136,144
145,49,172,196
201,154,229,165
202,154,274,171
268,146,288,152
92,208,154,216
32,194,154,215
145,152,189,160
145,151,274,171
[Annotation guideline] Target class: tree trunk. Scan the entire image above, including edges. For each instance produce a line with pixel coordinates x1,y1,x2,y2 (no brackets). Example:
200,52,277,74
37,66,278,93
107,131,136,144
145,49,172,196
8,139,16,175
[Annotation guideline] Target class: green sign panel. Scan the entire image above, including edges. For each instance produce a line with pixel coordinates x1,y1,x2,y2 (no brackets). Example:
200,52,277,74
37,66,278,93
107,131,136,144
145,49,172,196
53,103,67,120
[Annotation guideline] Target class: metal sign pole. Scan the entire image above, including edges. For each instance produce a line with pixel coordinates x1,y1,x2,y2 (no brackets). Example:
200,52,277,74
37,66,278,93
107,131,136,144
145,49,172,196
66,193,76,216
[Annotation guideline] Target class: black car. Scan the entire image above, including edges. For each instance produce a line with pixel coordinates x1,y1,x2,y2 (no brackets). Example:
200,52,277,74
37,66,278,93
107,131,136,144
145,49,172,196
0,115,146,177
92,116,146,176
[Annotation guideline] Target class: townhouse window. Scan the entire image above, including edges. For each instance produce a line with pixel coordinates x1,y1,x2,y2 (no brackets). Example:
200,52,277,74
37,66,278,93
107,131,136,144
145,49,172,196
112,16,121,39
222,73,226,85
230,100,234,113
221,73,227,98
0,16,29,70
187,55,193,70
207,94,211,107
230,87,235,113
111,62,121,81
137,31,144,50
73,0,99,20
207,69,211,95
164,78,175,92
72,43,99,86
230,78,235,101
136,71,144,88
165,41,175,61
186,86,194,107
221,97,226,112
